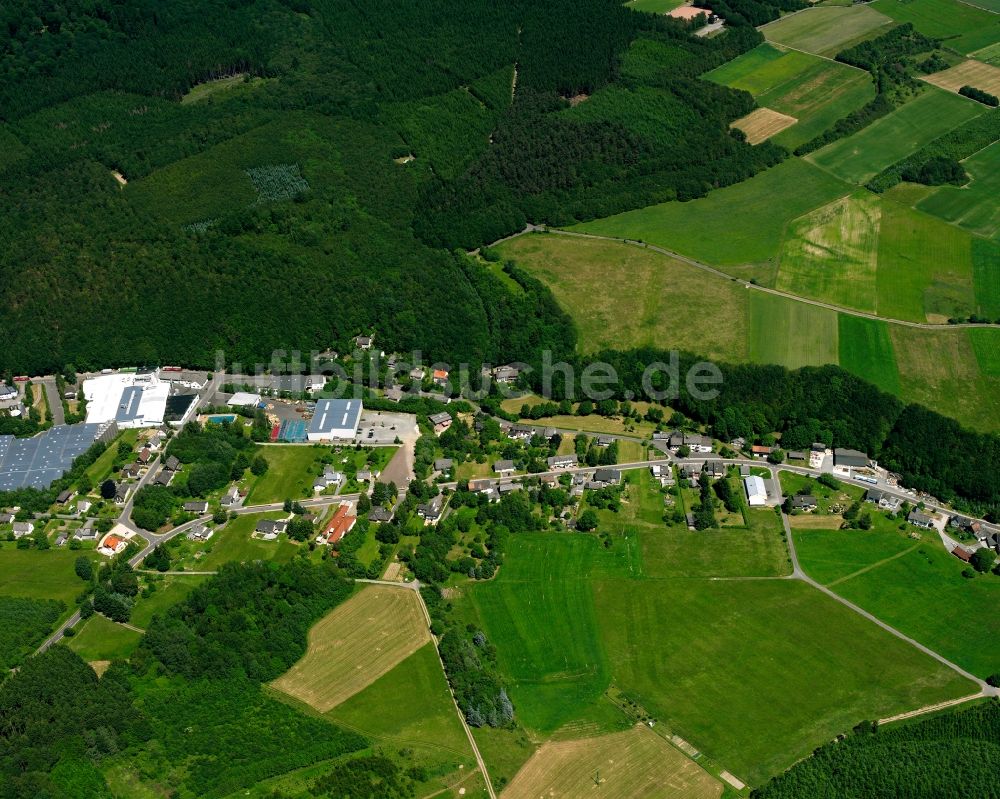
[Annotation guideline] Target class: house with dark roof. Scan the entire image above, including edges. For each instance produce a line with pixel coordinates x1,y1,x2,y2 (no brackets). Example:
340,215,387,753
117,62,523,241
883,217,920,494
369,506,394,523
114,482,131,504
702,461,727,479
592,468,622,486
907,509,935,529
547,455,578,469
165,455,181,471
429,412,452,434
255,519,287,540
949,515,982,536
183,501,209,514
434,458,453,472
493,460,515,475
418,494,444,524
788,495,818,512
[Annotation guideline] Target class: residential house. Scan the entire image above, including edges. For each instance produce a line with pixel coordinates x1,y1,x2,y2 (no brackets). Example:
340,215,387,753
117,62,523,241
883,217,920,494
508,425,534,442
907,509,935,529
786,450,806,461
99,534,128,556
221,485,244,509
432,369,449,387
74,520,97,541
147,432,164,451
357,470,373,482
187,523,213,542
12,521,34,538
498,482,520,496
493,460,515,476
255,519,287,540
183,501,209,514
429,412,453,434
56,489,75,505
77,499,92,514
0,512,13,525
547,454,578,470
702,461,727,479
788,495,818,512
322,503,357,544
122,463,142,479
313,469,344,493
596,436,615,447
949,515,982,536
154,470,173,487
864,488,900,511
468,479,498,500
0,383,18,404
417,494,444,524
685,433,713,453
55,532,67,547
409,367,425,381
355,335,373,350
592,468,622,486
492,364,520,384
751,445,772,459
369,506,394,523
384,387,404,402
165,455,181,471
434,458,453,472
115,482,131,504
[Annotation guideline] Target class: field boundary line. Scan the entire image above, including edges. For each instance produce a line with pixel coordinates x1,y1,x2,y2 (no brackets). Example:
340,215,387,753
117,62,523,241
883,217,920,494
764,40,871,72
534,227,1000,331
826,541,924,587
877,692,987,725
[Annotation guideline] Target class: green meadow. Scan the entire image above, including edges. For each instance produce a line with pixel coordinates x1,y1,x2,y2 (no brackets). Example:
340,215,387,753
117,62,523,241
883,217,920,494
130,575,209,628
67,614,143,662
245,445,328,505
795,525,1000,678
706,44,875,150
807,89,986,185
917,141,1000,240
838,315,901,395
0,547,99,610
871,0,1000,54
748,292,840,369
762,5,893,56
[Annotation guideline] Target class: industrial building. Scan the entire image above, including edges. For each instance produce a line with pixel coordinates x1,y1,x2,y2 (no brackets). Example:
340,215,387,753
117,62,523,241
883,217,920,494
307,399,362,441
83,373,197,428
0,422,117,491
743,475,768,507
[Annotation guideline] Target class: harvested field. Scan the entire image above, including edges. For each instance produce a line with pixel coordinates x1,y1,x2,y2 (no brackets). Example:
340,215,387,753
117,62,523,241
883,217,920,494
731,107,797,144
270,585,430,712
501,724,722,799
762,5,892,57
922,60,1000,98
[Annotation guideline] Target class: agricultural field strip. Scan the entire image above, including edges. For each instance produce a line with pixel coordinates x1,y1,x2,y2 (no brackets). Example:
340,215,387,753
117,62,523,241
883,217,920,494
826,542,924,587
541,228,998,330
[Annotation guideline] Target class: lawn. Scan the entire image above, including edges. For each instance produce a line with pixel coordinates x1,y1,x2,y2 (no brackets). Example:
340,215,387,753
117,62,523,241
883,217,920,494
130,574,209,628
762,5,893,57
969,328,1000,375
796,526,1000,677
593,578,976,786
706,44,876,151
571,158,850,269
748,292,840,369
271,584,430,712
503,724,723,799
185,512,299,571
871,0,1000,54
0,547,98,610
494,233,749,360
807,88,985,185
838,315,902,395
245,445,327,504
875,200,976,323
624,0,686,12
775,192,880,314
917,141,1000,241
83,429,139,487
67,614,143,661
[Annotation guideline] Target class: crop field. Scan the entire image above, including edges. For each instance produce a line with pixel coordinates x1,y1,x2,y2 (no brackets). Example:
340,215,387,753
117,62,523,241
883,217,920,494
917,142,1000,240
731,107,797,144
776,193,880,313
761,5,893,57
796,529,1000,677
973,41,1000,66
502,724,722,799
593,578,976,785
922,60,1000,98
271,584,430,712
328,643,471,753
875,200,976,323
807,89,986,185
67,614,143,662
871,0,1000,54
245,445,328,504
973,239,1000,318
494,233,750,360
706,44,875,150
890,325,1000,430
748,292,840,369
969,328,1000,375
838,315,901,394
572,158,850,268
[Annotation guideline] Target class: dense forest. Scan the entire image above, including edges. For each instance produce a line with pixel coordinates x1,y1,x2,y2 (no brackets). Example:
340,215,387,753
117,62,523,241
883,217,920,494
753,700,1000,799
0,0,787,374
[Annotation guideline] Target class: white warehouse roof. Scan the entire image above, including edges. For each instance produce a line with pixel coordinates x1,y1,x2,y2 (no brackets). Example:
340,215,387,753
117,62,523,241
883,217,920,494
84,373,169,428
307,399,363,440
228,392,261,408
743,475,767,507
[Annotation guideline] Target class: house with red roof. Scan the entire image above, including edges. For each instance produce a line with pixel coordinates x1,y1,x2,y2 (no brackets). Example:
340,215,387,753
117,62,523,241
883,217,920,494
321,503,357,545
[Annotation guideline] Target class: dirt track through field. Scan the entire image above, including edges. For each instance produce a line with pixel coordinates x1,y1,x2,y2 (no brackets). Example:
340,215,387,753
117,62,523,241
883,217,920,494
270,585,430,712
501,724,722,799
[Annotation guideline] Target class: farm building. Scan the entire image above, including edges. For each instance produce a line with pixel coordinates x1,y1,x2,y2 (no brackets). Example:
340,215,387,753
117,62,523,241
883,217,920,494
307,399,362,441
743,475,767,507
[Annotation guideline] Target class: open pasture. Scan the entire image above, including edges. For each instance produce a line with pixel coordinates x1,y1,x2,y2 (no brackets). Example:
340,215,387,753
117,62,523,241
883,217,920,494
183,511,299,571
922,60,1000,99
572,158,850,267
130,575,209,628
502,724,722,799
797,529,1000,677
807,88,986,185
871,0,1000,54
838,315,901,394
0,547,98,610
67,614,143,662
748,292,840,369
245,445,327,504
917,142,1000,240
271,584,430,712
762,5,893,56
969,328,1000,375
731,107,797,144
776,192,880,314
625,0,687,13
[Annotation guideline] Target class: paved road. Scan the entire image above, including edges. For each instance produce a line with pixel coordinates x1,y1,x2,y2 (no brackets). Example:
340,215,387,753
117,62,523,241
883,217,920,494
540,228,1000,332
35,377,65,426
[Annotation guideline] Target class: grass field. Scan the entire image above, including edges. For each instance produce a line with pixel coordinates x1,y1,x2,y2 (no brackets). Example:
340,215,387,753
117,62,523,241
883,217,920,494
188,512,299,571
775,192,880,313
327,642,471,753
871,0,1000,54
706,44,875,150
130,575,209,628
731,107,797,144
917,142,1000,241
271,585,430,712
922,60,1000,98
838,315,902,394
969,328,1000,375
795,527,1000,677
973,239,1000,318
593,577,975,785
245,445,327,504
625,0,686,12
807,88,986,185
762,5,893,56
875,200,976,323
973,41,1000,65
572,158,850,268
494,233,749,359
748,292,840,369
67,614,143,662
502,724,722,799
0,547,98,611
